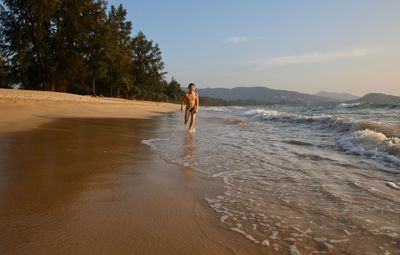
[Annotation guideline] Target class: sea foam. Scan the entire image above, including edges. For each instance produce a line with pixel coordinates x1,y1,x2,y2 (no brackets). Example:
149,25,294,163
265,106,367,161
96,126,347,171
242,108,400,167
338,129,400,167
142,106,400,254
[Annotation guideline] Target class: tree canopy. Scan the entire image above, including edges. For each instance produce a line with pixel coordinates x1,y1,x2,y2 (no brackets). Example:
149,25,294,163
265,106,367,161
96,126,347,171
0,0,183,102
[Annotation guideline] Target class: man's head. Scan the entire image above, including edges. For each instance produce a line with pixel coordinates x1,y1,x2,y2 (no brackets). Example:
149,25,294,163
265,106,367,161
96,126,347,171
188,83,196,92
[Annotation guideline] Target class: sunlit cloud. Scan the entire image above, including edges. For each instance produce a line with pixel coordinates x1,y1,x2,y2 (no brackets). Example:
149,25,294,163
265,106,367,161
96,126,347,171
226,36,251,44
226,36,263,44
245,47,375,70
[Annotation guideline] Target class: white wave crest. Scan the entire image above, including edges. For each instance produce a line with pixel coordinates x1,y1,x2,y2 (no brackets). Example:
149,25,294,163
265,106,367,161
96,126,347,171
338,129,400,166
242,108,336,125
337,102,364,109
242,108,399,137
203,106,232,112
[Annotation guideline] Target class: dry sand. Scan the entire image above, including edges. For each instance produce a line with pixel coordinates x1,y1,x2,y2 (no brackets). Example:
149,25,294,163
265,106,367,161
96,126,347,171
0,89,266,255
0,88,179,133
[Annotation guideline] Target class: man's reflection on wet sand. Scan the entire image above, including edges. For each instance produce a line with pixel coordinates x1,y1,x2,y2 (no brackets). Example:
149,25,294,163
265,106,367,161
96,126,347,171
183,132,197,158
179,132,197,178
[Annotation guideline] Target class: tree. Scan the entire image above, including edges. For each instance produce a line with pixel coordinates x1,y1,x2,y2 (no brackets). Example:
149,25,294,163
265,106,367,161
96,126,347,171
53,0,108,93
131,31,166,100
83,0,108,96
102,4,133,98
166,77,182,102
0,1,182,103
0,0,111,93
0,0,58,90
0,52,11,88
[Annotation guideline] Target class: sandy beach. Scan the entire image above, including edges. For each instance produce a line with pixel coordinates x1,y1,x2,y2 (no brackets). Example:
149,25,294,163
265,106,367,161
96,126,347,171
0,88,179,133
0,89,265,255
2,1,399,254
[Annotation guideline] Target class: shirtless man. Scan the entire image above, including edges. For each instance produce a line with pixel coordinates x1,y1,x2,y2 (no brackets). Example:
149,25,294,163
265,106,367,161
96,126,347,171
180,83,199,131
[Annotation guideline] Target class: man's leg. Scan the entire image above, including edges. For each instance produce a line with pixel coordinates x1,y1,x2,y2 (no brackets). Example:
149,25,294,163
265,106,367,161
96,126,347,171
188,112,197,130
184,109,190,125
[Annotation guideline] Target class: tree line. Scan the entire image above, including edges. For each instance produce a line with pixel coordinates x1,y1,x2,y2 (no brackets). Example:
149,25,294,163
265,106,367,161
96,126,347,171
0,0,183,102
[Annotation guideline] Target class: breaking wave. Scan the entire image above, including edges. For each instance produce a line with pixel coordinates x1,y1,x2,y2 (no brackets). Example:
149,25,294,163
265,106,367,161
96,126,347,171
337,102,400,109
242,108,400,167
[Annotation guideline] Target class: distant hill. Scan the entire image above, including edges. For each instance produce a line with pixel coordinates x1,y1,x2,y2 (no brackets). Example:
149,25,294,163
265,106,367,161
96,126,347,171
197,86,338,105
316,91,358,101
354,93,400,104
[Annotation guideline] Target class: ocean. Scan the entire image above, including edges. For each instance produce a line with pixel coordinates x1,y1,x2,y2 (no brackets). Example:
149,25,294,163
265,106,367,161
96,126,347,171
143,102,400,254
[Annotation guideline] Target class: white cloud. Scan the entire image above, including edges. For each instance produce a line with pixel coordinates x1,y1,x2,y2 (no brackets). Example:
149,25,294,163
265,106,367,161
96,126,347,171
245,47,375,70
226,36,260,44
226,36,251,44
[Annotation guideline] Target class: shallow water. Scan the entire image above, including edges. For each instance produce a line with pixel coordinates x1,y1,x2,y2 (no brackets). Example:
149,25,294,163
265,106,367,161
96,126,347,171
144,104,400,254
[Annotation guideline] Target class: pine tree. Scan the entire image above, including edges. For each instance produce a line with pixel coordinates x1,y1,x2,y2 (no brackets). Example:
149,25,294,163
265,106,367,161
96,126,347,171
53,0,107,93
0,0,58,90
0,52,11,88
131,31,167,100
83,0,108,96
0,1,182,103
104,4,133,98
166,77,182,102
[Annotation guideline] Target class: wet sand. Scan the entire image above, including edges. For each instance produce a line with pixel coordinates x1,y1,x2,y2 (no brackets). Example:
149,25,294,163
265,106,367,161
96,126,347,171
0,90,266,254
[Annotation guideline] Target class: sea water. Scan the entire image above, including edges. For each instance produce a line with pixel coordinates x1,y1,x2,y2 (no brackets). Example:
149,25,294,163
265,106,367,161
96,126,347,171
143,103,400,254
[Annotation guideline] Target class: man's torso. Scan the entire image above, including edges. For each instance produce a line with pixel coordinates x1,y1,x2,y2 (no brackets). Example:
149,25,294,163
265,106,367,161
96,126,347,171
185,92,197,108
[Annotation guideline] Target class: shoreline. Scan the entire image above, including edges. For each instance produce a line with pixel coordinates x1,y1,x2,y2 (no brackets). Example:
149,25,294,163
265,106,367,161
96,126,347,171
0,89,266,254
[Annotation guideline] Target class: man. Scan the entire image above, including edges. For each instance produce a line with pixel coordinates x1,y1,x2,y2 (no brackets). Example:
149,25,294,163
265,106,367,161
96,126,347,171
180,83,199,132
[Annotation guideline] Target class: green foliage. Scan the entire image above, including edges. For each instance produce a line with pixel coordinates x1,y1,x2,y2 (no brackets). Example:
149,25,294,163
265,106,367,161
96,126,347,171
0,52,11,88
131,31,168,100
166,77,182,102
0,1,183,102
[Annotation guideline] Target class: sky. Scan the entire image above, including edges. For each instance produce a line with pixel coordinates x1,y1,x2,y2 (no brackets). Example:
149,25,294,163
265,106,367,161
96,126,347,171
109,0,400,96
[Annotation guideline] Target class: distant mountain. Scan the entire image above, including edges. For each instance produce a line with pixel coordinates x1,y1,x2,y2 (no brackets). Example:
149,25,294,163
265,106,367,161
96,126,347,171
354,93,400,104
197,86,338,105
316,91,358,101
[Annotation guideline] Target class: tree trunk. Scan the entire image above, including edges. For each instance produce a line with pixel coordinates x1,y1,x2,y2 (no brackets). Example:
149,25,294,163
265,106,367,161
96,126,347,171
92,78,96,96
42,74,48,90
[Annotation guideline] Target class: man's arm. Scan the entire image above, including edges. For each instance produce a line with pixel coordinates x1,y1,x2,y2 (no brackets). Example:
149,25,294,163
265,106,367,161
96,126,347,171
195,93,200,110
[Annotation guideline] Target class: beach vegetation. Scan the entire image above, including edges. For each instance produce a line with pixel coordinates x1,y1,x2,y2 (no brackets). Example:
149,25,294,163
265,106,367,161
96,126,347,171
0,0,183,102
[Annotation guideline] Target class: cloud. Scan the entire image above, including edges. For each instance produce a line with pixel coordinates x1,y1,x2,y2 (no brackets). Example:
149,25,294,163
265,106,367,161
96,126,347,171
226,36,263,44
226,36,251,44
245,47,374,70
